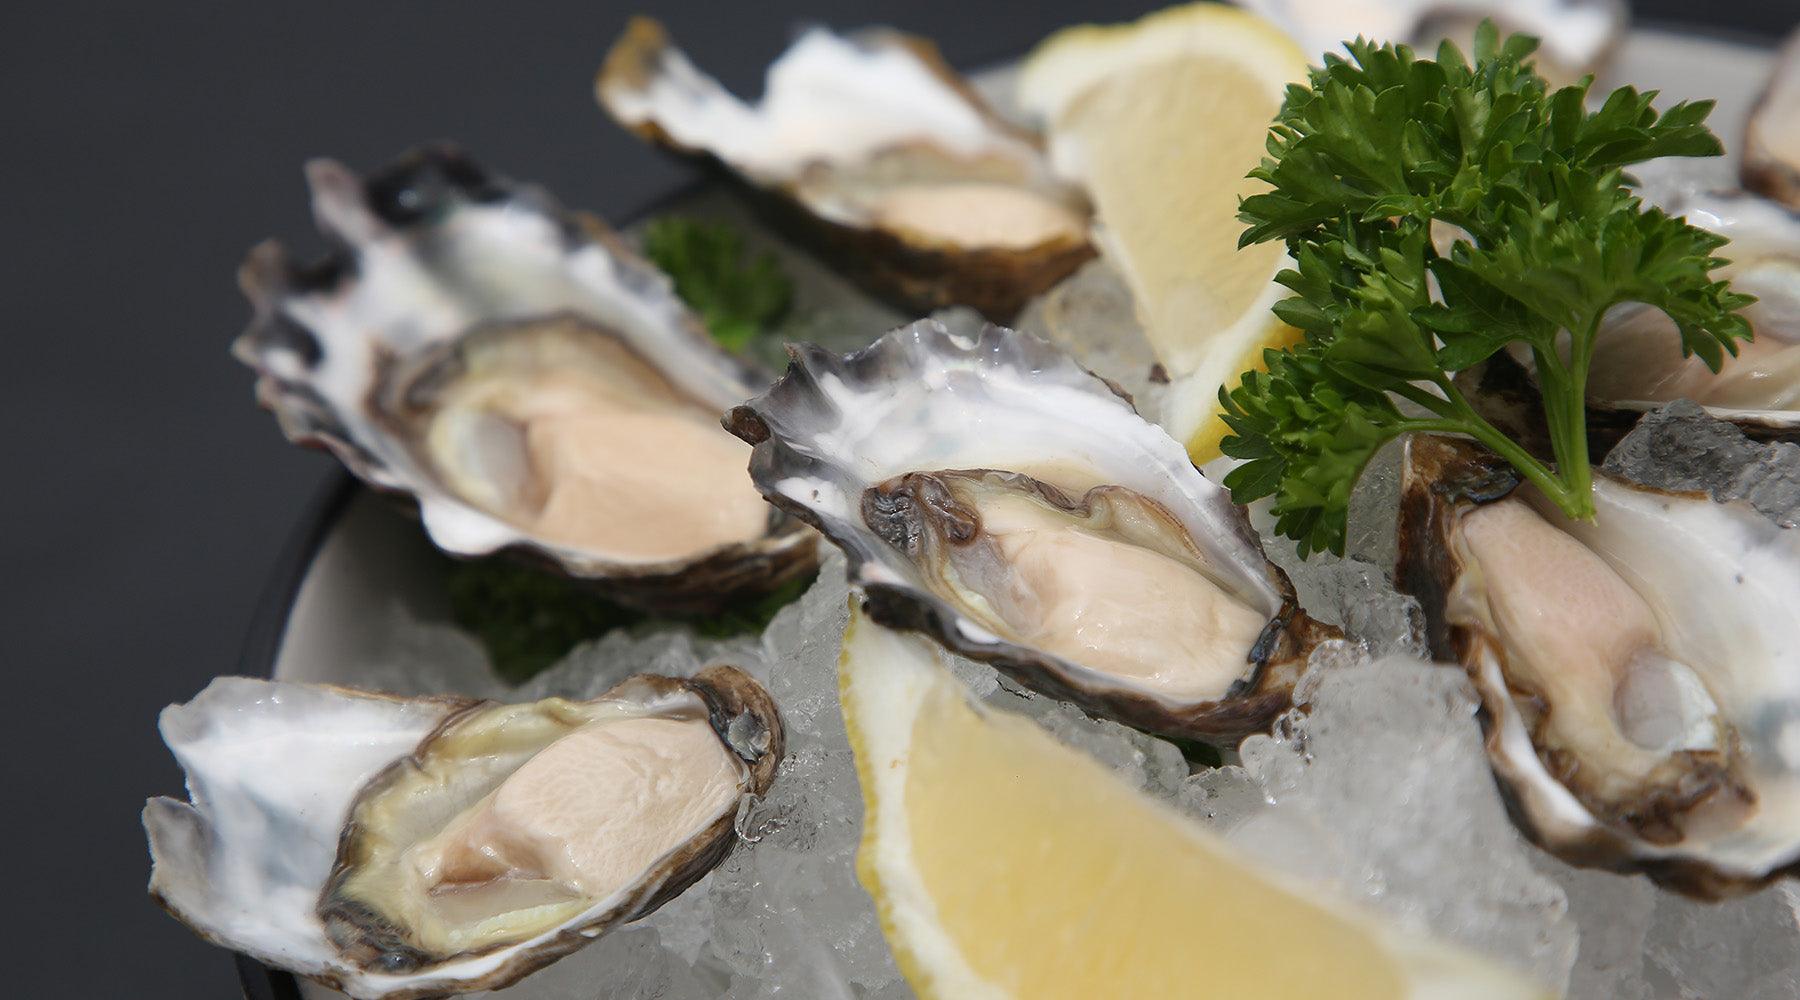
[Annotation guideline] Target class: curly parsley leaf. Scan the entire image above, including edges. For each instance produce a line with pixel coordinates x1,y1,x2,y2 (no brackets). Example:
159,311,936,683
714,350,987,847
643,216,793,352
1224,23,1754,557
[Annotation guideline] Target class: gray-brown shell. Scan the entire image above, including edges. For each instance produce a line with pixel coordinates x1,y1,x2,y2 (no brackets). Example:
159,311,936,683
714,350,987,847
233,145,815,612
725,319,1335,742
597,18,1094,322
1396,434,1800,898
144,667,781,999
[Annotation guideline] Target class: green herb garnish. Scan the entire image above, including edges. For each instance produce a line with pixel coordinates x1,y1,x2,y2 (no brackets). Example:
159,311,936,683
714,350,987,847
446,559,640,684
1221,24,1754,557
643,216,793,351
447,557,816,684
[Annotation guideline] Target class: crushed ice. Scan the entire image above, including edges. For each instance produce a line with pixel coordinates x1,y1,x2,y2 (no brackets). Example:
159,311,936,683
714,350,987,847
301,262,1800,998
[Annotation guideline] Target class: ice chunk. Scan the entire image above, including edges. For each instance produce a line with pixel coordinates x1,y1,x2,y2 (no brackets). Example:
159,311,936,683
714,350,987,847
1179,633,1800,1000
1179,653,1579,992
1535,861,1660,1000
483,925,717,999
1176,764,1267,830
348,603,510,700
1644,885,1800,999
1261,544,1427,660
1015,257,1166,421
1602,399,1800,526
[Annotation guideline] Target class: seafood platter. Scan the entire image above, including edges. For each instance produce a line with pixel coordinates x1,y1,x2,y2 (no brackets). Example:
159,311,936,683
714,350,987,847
145,3,1800,997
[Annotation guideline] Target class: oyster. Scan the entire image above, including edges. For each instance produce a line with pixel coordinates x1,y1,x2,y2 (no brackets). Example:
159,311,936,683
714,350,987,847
597,18,1093,321
1745,29,1800,208
1465,190,1800,452
234,145,815,611
144,667,781,999
1233,0,1625,78
725,320,1336,741
1396,434,1800,897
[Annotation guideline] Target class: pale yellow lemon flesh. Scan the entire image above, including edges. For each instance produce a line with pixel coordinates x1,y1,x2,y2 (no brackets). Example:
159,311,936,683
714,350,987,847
1018,4,1311,460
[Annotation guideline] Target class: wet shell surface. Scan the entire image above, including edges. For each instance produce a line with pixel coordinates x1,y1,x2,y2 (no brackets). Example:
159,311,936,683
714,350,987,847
233,145,815,612
1396,434,1800,898
725,319,1336,742
597,18,1094,321
1745,29,1800,209
144,667,782,999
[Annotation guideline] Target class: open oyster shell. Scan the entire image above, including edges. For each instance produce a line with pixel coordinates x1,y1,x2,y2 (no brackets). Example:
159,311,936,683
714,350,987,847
725,320,1335,742
597,18,1094,322
1463,190,1800,454
1233,0,1625,78
1745,29,1800,209
1396,434,1800,898
233,145,815,612
144,667,781,999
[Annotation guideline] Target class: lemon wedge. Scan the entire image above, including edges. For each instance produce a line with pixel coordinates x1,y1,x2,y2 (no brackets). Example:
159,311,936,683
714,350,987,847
839,607,1554,1000
1018,3,1312,462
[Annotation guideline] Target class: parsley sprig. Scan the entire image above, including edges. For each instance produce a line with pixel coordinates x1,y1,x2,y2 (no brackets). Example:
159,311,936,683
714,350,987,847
643,216,793,352
1221,24,1754,557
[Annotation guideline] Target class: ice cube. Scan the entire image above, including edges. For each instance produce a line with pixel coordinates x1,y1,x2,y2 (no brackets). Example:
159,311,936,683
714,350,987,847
1644,885,1800,999
1014,258,1166,421
1536,860,1659,1000
1262,545,1428,661
1194,654,1579,992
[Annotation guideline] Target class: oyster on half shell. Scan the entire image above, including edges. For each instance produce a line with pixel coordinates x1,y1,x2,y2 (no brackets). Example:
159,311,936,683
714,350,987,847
597,18,1094,321
1397,434,1800,897
726,320,1336,742
234,145,815,611
1745,29,1800,209
144,667,781,999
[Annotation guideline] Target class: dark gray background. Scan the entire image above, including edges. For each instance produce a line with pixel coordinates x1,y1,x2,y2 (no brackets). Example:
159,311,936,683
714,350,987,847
4,2,1790,997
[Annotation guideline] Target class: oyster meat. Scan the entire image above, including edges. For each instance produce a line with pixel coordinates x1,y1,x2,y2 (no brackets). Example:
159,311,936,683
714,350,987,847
726,320,1335,741
1397,433,1800,897
597,18,1093,321
1745,29,1800,209
1234,0,1624,78
234,145,814,611
144,667,781,999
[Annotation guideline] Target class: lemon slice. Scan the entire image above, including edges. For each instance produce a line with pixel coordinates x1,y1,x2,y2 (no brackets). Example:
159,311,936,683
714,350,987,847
1018,3,1311,462
839,608,1554,1000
